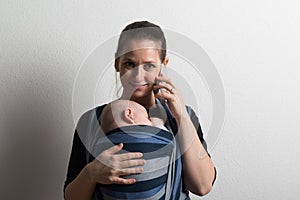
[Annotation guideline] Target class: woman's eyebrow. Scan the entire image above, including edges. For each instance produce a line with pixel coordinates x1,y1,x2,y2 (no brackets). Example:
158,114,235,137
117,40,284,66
143,61,156,64
121,56,157,63
122,58,132,61
121,57,136,63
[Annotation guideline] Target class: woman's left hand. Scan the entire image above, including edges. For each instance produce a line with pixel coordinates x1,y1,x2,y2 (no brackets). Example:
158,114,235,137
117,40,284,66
153,74,188,124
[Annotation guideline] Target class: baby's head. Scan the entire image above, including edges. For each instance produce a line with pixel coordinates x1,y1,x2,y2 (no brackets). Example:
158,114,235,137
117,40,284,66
101,100,152,133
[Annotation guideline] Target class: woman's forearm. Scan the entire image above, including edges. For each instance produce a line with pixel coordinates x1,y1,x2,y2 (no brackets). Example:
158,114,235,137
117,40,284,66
64,165,96,200
177,112,215,196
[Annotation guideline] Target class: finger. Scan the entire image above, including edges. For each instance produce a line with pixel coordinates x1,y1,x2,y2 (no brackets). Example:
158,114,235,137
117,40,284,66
155,91,175,101
115,152,144,161
104,143,123,155
153,82,174,93
155,76,175,88
111,177,136,185
118,167,144,176
119,159,146,168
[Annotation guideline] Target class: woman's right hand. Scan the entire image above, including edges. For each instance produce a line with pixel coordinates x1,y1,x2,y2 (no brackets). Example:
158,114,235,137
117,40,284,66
85,143,145,185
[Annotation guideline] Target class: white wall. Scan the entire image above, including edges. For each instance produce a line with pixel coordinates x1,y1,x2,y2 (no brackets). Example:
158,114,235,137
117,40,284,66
1,0,300,199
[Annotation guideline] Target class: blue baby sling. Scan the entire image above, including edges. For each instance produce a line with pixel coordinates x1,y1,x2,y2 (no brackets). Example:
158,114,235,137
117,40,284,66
84,99,192,200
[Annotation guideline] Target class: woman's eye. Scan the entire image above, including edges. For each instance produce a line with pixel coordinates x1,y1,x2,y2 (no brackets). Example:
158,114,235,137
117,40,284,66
123,61,134,68
144,63,156,71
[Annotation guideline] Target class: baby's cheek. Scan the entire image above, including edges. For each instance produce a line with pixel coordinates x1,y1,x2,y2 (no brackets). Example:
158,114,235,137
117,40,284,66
150,117,165,127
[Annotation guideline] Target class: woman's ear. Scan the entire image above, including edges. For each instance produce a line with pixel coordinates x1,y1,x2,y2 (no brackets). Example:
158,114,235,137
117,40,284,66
114,55,120,72
123,108,134,124
163,57,169,66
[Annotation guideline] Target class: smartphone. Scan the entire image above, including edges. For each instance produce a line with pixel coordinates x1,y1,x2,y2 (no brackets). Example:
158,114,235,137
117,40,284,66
159,64,167,77
153,64,167,94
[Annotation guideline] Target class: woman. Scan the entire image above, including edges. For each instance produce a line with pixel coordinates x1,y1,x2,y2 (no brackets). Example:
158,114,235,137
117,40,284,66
64,21,216,200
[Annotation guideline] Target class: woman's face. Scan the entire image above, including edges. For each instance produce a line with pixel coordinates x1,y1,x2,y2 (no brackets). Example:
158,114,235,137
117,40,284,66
115,39,163,99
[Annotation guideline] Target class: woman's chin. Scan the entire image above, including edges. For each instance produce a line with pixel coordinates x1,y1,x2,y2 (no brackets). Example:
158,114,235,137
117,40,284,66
130,90,153,99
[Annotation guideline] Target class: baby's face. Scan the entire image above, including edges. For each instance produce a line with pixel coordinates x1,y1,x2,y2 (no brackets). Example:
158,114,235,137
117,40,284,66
149,117,165,128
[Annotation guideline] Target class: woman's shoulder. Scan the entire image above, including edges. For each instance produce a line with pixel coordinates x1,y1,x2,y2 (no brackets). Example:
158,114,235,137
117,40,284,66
80,104,107,118
75,104,108,129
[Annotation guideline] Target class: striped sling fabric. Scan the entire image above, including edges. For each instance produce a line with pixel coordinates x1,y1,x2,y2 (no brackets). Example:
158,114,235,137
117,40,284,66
92,125,178,200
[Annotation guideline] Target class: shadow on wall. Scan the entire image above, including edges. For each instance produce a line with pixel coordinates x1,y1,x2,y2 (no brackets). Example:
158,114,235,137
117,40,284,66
0,68,73,200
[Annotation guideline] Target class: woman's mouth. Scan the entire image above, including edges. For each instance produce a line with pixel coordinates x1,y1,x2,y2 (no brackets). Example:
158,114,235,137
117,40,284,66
129,82,149,89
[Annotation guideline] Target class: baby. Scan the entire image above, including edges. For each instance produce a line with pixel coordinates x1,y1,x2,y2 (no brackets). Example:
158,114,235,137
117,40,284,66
100,99,167,133
93,100,175,200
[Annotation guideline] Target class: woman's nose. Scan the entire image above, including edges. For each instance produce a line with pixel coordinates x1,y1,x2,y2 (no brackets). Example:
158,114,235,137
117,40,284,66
132,65,146,78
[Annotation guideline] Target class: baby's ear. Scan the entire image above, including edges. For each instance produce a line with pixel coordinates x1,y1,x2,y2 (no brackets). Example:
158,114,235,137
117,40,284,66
123,108,135,124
